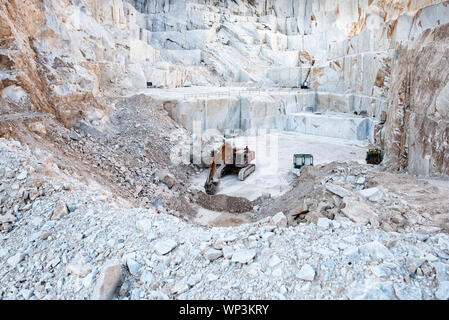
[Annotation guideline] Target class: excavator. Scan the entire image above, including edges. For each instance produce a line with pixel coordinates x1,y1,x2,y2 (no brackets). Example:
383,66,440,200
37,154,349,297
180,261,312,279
301,59,315,89
204,141,256,195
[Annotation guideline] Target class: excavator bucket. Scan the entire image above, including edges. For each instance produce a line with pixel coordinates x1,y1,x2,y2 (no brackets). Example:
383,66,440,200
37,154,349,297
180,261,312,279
204,180,219,195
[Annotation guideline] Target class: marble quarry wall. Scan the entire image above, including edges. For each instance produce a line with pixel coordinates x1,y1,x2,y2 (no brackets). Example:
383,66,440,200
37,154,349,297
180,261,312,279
384,21,449,176
165,91,375,141
1,0,448,175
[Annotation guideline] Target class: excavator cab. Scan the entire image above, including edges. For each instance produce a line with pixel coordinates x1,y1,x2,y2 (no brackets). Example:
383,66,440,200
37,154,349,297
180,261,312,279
366,148,383,165
293,154,314,169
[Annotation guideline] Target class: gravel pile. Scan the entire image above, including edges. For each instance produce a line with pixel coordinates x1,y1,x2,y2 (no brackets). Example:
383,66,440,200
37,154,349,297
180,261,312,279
1,141,449,300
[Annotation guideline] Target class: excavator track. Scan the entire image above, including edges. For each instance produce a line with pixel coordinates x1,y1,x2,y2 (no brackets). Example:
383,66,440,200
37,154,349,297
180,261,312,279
238,164,255,181
216,164,229,179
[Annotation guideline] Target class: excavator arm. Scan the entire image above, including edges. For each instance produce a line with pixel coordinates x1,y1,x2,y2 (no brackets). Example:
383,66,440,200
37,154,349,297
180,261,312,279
204,143,226,195
204,157,217,194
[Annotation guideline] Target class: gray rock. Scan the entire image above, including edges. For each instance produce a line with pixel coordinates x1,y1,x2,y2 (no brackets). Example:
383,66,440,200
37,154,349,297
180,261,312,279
341,196,378,224
16,171,27,180
171,282,189,295
7,252,26,268
0,248,10,258
68,132,79,141
207,273,219,281
140,270,155,285
370,265,391,278
434,248,449,260
136,219,153,232
268,255,282,268
222,246,234,259
359,186,385,202
154,239,177,255
346,175,356,182
0,212,16,224
435,281,449,300
431,262,449,282
406,256,426,274
271,212,287,227
262,232,275,241
20,288,34,299
130,288,141,300
51,200,69,220
325,184,350,198
231,249,256,264
66,202,77,213
126,258,141,276
348,281,394,300
187,274,202,286
92,260,123,300
356,177,366,184
82,270,97,287
343,246,360,263
155,169,176,189
205,248,222,261
297,264,315,281
394,284,423,300
30,216,44,227
359,241,393,260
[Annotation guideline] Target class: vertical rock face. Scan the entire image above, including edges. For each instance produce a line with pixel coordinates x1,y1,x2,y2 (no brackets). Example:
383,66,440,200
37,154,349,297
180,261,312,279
385,22,449,175
1,0,448,175
0,0,49,112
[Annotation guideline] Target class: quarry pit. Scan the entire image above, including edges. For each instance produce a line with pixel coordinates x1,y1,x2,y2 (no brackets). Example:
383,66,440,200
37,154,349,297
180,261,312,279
1,0,449,302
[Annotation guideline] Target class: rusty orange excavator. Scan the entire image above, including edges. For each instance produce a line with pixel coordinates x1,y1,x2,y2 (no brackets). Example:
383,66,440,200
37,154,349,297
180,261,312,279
204,142,256,195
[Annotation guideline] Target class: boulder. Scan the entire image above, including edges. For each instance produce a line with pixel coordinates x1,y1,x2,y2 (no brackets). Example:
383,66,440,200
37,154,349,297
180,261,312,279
297,264,315,281
288,200,309,218
126,258,141,276
435,281,449,300
268,255,282,268
154,239,177,255
359,241,393,260
51,200,69,220
341,196,377,225
7,252,26,268
359,186,385,202
205,248,222,261
348,281,394,300
271,212,287,227
171,282,189,295
92,260,122,300
325,184,350,198
394,284,423,300
156,169,176,189
231,249,256,264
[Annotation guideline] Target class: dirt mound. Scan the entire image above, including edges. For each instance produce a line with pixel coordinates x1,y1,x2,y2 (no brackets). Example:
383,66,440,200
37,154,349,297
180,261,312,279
258,161,449,234
196,192,253,213
258,162,345,220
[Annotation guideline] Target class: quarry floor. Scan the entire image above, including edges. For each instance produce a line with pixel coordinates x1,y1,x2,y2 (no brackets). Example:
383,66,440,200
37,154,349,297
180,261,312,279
190,131,369,226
